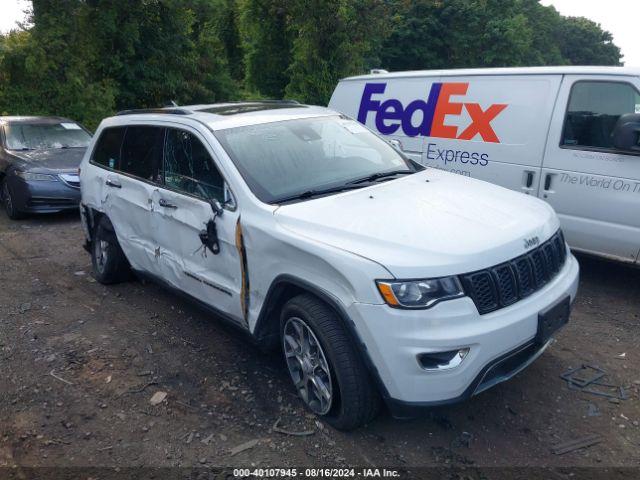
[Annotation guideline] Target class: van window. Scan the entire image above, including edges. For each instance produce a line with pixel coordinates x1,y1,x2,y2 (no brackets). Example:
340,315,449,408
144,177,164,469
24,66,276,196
162,128,224,201
120,126,164,182
562,81,640,150
91,127,126,169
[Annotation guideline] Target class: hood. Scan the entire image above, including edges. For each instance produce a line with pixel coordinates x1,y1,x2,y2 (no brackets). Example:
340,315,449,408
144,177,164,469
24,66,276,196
275,169,560,279
9,148,86,173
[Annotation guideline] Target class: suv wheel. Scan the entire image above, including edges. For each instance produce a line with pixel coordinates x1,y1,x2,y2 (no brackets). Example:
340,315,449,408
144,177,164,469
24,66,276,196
91,216,130,284
281,294,380,430
2,178,25,220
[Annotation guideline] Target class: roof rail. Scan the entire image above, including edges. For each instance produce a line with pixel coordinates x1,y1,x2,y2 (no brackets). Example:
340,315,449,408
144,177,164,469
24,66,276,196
256,99,300,104
216,99,300,105
115,108,193,116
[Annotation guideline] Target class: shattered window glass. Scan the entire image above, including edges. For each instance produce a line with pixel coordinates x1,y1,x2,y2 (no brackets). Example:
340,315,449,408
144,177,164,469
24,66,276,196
5,122,91,150
163,129,224,201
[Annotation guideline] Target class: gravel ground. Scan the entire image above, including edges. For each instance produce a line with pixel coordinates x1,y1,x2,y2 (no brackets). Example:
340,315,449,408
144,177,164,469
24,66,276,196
0,211,639,479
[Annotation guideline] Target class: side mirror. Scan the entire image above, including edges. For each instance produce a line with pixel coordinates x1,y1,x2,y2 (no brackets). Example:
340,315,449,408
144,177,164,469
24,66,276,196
387,138,403,151
612,113,640,154
210,199,224,216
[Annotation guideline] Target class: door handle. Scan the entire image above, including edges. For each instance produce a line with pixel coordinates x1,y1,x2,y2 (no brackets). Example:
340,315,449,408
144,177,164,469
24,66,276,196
159,198,178,209
544,173,553,191
523,170,535,189
105,179,121,188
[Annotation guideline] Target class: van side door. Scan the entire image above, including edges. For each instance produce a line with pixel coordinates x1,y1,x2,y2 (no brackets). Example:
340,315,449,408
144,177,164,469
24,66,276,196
540,76,640,263
152,125,245,324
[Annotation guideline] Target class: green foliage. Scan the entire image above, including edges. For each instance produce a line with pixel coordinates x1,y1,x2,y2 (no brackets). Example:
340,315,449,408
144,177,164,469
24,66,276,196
0,0,624,128
239,0,293,98
0,1,117,130
379,0,621,70
285,0,388,104
556,16,622,66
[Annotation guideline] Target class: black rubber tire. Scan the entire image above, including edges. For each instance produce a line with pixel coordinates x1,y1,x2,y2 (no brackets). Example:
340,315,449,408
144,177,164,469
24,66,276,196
280,293,381,430
91,216,130,284
2,178,26,220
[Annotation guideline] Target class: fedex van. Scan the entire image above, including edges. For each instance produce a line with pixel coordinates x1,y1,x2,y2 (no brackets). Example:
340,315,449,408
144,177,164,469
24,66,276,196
329,67,640,265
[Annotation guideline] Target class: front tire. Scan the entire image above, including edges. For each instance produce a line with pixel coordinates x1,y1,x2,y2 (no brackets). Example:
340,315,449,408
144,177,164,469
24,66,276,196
2,178,26,220
281,294,380,430
91,216,130,284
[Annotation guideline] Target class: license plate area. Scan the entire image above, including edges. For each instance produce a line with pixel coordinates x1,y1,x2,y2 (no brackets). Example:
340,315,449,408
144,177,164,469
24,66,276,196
536,296,570,345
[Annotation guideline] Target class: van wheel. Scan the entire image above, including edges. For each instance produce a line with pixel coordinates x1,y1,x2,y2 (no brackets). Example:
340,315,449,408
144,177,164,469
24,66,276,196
281,294,380,430
2,178,25,220
91,216,130,284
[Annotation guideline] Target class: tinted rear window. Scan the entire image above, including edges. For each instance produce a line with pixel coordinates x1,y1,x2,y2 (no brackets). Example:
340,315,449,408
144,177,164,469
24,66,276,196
91,127,126,169
120,126,164,182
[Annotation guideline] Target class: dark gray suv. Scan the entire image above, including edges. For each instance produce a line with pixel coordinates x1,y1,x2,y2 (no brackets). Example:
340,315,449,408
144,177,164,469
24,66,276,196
0,116,92,219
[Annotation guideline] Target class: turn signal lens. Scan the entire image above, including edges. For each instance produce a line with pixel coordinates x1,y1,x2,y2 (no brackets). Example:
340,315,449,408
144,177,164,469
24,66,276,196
377,282,399,307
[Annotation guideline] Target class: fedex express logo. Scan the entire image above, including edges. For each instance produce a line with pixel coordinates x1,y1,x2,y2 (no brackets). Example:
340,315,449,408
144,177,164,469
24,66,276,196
357,83,508,143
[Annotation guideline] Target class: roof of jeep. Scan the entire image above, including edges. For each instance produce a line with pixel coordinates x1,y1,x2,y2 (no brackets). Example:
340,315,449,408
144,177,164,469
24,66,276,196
0,116,78,125
109,101,338,131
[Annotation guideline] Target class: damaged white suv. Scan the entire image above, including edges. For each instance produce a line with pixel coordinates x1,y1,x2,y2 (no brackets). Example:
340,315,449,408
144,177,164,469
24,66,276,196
80,102,579,430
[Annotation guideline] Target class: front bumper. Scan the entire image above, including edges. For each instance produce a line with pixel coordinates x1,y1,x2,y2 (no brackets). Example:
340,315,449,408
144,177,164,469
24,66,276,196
9,175,80,213
347,253,579,412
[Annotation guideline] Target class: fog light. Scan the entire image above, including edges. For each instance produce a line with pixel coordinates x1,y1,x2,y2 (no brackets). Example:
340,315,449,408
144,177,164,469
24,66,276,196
418,348,470,371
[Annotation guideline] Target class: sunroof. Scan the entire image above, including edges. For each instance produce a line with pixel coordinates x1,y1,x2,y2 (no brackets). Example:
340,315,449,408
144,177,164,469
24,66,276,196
198,102,306,116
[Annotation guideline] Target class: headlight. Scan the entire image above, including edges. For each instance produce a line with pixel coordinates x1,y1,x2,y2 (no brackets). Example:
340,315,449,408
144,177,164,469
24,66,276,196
15,171,58,181
376,277,465,309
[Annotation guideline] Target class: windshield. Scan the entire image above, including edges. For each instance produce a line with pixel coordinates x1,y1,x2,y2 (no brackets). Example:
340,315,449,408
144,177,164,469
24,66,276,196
215,116,420,203
5,122,91,150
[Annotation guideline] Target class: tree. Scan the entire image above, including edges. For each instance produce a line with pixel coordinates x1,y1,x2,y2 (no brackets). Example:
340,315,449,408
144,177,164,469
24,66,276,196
239,0,294,98
556,16,622,66
0,0,625,126
86,0,236,109
0,0,116,129
285,0,388,104
379,0,622,71
0,0,239,128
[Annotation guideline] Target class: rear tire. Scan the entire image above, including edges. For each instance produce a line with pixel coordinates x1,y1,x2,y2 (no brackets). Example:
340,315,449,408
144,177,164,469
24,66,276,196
2,178,26,220
281,294,380,430
91,216,130,284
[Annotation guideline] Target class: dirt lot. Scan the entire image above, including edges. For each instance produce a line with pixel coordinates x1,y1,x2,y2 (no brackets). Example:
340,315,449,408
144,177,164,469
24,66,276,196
1,211,639,478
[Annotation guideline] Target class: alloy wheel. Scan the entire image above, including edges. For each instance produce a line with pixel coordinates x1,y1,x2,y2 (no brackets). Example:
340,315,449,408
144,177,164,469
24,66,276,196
283,317,333,415
94,239,109,274
2,182,12,216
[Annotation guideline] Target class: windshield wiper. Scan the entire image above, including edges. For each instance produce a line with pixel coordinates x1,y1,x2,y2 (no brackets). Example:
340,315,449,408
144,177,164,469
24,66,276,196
346,169,414,185
274,184,367,204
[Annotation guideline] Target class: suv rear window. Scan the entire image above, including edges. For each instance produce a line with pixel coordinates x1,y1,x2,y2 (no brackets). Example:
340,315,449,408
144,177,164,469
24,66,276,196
120,126,164,182
91,127,126,169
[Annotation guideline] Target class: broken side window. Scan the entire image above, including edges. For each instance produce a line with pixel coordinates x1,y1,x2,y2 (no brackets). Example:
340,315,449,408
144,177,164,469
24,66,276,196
162,128,224,201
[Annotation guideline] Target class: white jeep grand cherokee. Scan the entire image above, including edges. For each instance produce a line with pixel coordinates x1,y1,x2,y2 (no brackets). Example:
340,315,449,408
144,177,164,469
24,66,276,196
79,102,579,430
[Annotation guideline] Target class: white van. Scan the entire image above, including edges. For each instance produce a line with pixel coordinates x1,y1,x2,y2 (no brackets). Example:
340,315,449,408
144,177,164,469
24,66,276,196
329,67,640,265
